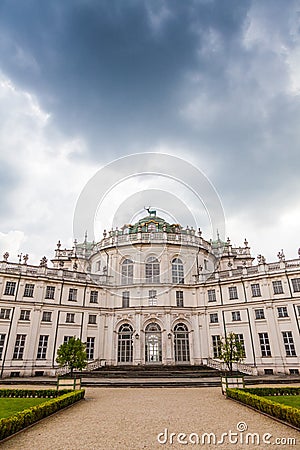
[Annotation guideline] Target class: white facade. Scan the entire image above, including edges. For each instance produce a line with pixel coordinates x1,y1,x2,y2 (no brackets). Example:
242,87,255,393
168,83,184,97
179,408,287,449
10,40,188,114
0,213,299,377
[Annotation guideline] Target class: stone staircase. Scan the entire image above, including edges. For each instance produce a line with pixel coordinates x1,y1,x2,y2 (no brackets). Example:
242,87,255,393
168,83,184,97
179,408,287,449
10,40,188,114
75,364,224,387
80,364,220,378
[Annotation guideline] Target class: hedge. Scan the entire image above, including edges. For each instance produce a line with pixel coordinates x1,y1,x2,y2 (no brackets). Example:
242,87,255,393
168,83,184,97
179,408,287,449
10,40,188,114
0,389,71,398
242,387,300,397
227,388,300,429
0,389,85,441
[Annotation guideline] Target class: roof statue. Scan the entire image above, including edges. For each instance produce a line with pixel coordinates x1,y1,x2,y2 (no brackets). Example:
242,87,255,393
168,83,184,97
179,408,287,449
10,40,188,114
144,206,156,217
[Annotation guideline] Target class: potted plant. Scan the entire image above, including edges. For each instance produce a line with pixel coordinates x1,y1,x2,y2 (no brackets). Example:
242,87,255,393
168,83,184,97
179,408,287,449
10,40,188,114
219,332,245,394
56,337,87,389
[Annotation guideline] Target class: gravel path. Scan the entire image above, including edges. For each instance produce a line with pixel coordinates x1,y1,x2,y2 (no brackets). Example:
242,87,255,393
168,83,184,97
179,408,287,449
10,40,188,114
1,387,299,450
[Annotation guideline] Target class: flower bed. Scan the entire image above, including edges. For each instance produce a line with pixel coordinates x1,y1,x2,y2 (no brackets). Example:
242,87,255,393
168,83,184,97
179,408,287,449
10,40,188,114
0,388,85,441
226,387,300,429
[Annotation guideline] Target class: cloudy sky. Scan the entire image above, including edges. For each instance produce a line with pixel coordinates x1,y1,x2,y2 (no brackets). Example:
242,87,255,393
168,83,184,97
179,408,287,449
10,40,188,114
1,0,300,265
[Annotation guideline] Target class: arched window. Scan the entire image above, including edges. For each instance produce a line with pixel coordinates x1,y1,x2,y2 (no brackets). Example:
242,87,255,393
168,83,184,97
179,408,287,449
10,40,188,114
174,323,190,363
145,323,162,363
145,257,160,283
121,259,133,284
117,324,133,363
172,258,184,284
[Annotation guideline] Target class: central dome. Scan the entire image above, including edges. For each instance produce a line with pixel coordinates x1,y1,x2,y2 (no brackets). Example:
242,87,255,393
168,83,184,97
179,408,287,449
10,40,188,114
127,213,181,234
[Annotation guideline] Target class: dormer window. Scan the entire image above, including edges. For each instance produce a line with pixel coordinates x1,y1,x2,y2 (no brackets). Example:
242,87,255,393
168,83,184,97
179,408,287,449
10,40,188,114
147,223,157,232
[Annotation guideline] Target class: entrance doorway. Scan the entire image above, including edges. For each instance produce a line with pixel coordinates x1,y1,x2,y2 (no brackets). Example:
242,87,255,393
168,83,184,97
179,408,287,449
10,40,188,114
117,323,133,363
174,323,190,363
145,323,162,363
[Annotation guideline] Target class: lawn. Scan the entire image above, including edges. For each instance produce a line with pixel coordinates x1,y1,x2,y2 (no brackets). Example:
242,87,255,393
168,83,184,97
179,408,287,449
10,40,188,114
265,395,300,409
0,397,48,418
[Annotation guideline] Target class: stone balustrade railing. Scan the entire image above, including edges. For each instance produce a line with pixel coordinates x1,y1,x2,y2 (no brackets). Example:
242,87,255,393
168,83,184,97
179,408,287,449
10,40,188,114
94,231,213,253
1,257,300,286
205,358,258,375
82,359,105,371
0,262,111,285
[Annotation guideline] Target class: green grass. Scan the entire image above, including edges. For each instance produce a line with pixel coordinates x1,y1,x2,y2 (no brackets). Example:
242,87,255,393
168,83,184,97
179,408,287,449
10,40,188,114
265,395,300,409
0,398,48,418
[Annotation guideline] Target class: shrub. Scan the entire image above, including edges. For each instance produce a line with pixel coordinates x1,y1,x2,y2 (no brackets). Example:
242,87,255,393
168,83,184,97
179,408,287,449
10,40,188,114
0,389,85,441
227,388,300,429
0,388,72,398
242,387,300,397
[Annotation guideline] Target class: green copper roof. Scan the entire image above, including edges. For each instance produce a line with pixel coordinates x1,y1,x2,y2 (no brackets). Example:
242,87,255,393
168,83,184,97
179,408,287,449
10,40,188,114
128,215,181,233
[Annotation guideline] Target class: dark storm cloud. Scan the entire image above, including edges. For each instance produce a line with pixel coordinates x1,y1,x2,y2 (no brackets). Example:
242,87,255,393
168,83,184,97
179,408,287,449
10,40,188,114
1,0,300,258
0,0,251,155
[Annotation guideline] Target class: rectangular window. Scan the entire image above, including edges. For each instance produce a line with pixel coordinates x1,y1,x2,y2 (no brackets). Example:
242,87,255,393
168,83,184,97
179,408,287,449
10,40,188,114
210,313,218,324
24,283,34,297
122,291,130,308
208,289,216,302
291,278,300,292
20,310,30,321
90,291,98,303
13,334,26,360
297,305,300,316
212,335,221,358
63,336,72,344
149,290,157,306
68,288,77,302
0,334,6,359
272,280,283,295
232,311,241,321
66,313,75,323
42,311,52,322
88,314,97,325
45,286,55,300
277,306,288,318
86,337,95,360
228,286,238,300
235,333,246,358
176,291,184,307
258,332,271,357
96,260,101,272
251,283,261,297
0,308,11,320
37,335,49,359
4,281,16,296
282,331,296,357
255,309,265,320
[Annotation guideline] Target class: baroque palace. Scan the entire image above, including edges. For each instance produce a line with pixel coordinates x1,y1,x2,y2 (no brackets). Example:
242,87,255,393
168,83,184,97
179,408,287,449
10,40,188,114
0,211,299,378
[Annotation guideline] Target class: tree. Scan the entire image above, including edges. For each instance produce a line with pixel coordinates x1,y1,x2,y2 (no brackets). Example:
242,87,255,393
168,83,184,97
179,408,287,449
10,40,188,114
219,332,245,374
56,337,87,376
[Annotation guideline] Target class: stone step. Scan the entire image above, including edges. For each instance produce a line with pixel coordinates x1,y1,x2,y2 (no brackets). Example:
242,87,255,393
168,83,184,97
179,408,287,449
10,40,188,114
81,370,221,378
82,379,221,388
78,364,222,379
0,374,299,388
